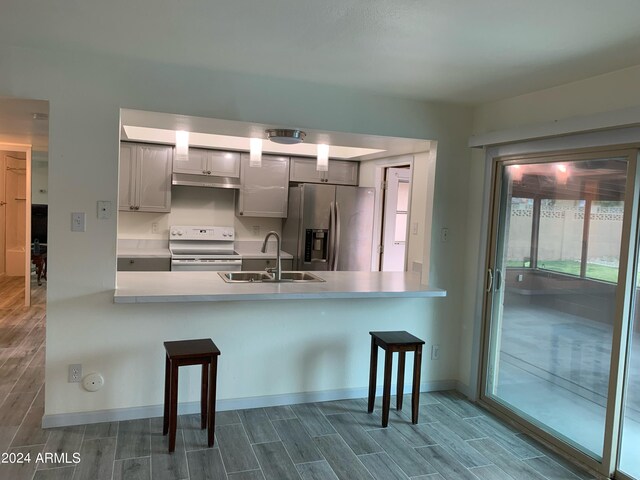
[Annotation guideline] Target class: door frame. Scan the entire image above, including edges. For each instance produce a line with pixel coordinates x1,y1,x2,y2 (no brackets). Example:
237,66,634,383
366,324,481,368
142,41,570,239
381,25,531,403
380,166,412,271
0,143,32,307
369,158,413,271
477,144,640,478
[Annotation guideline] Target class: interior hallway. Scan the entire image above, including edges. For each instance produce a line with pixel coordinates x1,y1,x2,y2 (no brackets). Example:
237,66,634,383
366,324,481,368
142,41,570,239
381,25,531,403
0,277,599,480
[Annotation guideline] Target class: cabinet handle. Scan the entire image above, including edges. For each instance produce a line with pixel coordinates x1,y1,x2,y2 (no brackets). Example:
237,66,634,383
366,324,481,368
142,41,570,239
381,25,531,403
208,170,212,175
129,259,135,264
129,205,134,210
202,170,207,175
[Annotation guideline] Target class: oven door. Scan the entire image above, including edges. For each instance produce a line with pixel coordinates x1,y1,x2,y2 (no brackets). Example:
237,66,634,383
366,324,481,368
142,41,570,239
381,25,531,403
171,258,242,272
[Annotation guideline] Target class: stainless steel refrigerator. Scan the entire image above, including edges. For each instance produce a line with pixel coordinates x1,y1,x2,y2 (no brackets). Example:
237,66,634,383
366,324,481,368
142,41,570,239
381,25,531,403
282,184,375,271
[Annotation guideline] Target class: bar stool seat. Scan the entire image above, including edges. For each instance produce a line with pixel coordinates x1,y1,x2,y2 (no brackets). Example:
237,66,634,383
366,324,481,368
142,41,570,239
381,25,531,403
367,331,425,427
163,338,220,452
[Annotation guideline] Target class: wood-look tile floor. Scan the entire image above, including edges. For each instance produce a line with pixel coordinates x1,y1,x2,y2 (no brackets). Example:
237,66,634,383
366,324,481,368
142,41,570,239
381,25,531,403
0,276,599,480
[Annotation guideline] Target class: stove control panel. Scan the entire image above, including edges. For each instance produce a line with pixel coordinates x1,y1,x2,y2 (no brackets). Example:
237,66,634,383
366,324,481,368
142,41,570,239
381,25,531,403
169,226,234,241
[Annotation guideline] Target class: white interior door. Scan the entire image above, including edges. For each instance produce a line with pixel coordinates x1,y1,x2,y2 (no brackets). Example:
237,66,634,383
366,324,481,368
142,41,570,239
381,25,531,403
0,154,5,275
5,154,27,277
0,146,31,306
381,167,411,271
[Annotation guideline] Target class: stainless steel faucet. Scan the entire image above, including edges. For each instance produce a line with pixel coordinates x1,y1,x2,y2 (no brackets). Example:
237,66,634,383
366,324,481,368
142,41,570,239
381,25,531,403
261,231,282,281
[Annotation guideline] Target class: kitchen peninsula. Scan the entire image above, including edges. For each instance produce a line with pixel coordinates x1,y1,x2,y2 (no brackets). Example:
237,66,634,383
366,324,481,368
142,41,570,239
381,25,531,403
114,271,446,303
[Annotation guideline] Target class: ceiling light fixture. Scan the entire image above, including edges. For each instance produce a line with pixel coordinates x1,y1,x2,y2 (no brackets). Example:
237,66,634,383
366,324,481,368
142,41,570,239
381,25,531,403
266,129,306,145
317,144,329,172
175,130,189,161
250,137,263,167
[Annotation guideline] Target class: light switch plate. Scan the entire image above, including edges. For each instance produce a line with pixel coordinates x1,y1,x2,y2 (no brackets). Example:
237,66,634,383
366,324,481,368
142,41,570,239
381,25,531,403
71,212,86,232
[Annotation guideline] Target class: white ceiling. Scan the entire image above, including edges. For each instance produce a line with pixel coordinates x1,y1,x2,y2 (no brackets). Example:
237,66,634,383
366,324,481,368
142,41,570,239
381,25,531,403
2,1,640,104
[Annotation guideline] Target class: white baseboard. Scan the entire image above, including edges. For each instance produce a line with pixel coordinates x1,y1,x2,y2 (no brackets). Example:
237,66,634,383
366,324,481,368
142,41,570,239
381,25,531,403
42,379,458,428
456,380,474,399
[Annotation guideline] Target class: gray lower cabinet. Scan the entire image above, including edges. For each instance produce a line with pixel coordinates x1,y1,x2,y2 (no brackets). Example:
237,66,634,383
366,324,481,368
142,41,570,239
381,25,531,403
241,258,293,271
117,257,170,271
237,153,290,217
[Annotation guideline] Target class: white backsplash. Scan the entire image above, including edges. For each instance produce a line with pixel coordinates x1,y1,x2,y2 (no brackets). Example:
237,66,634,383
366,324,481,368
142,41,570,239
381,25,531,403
118,185,282,240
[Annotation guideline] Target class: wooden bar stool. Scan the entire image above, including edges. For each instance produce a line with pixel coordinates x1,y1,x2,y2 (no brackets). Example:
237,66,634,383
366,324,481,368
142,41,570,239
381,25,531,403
163,338,221,452
367,331,425,427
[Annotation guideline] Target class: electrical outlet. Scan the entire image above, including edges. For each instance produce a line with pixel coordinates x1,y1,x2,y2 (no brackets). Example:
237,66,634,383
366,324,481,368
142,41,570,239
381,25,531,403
71,212,86,232
152,222,159,234
252,225,261,236
431,345,441,361
68,364,82,383
440,228,449,243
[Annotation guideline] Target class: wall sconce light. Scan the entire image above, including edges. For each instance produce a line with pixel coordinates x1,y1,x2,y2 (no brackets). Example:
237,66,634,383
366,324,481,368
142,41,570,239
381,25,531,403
316,144,329,172
250,137,262,167
175,130,189,161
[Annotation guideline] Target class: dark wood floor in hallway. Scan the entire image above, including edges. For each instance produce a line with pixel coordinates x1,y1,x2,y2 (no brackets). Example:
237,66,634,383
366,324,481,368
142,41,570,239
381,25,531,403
0,275,599,480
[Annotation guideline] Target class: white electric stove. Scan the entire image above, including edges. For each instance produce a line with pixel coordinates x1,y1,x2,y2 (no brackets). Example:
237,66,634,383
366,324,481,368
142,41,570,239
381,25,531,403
169,226,242,271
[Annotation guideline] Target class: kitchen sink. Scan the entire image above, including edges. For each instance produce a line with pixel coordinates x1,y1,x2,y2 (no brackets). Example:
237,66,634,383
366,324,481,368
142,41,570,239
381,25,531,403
278,271,324,282
219,272,274,283
219,271,325,283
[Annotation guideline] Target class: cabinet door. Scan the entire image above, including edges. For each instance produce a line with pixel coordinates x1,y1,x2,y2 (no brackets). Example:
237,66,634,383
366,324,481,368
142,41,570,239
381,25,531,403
238,154,290,217
137,145,172,212
173,148,208,175
327,160,358,185
117,257,170,271
289,157,324,183
208,151,240,177
118,143,137,211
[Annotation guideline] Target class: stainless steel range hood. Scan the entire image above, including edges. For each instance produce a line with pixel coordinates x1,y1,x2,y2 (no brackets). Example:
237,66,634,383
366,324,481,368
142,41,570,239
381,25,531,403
172,173,241,189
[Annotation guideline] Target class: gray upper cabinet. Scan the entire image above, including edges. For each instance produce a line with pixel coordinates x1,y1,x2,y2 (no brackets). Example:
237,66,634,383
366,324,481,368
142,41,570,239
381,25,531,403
173,148,240,177
290,157,324,183
289,157,358,185
326,160,359,185
119,143,172,212
237,153,290,217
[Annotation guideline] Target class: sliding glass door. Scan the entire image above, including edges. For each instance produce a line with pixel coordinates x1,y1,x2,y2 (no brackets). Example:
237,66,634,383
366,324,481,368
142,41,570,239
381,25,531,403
482,148,638,474
619,227,640,478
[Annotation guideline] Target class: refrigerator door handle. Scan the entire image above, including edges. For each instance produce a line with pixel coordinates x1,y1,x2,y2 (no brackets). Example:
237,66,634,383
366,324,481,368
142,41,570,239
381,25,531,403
328,201,335,269
333,202,341,271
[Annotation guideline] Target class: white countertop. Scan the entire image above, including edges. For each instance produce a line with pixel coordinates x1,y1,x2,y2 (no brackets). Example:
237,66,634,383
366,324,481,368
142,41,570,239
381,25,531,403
117,248,172,258
117,239,171,258
114,271,446,303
